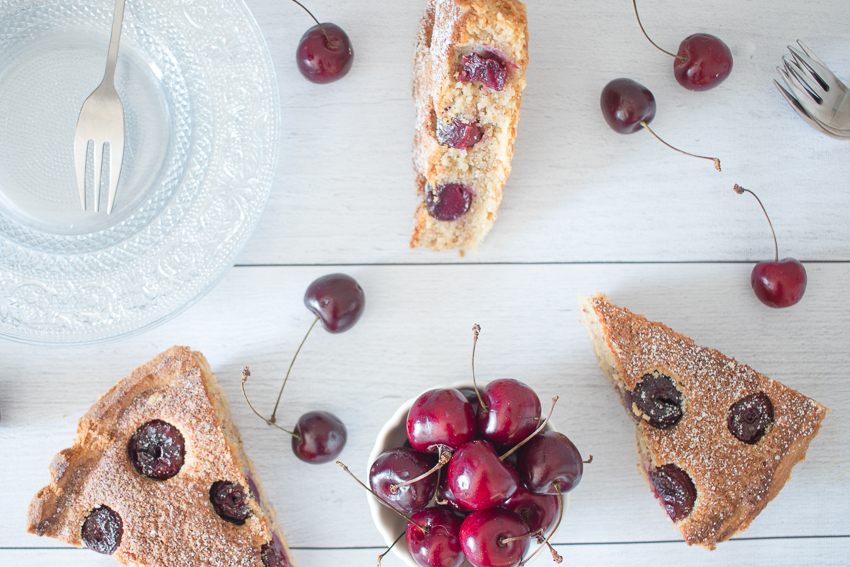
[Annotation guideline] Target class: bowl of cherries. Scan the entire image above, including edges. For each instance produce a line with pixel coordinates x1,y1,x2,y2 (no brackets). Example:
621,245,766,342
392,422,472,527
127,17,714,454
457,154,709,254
342,326,588,567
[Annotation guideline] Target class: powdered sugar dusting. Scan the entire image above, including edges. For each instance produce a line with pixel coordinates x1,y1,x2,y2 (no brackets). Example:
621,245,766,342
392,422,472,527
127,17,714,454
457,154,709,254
581,294,827,549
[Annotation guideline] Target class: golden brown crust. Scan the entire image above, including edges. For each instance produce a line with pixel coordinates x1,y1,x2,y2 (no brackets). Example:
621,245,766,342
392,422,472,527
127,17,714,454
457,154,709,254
26,346,295,567
411,0,528,251
579,294,826,549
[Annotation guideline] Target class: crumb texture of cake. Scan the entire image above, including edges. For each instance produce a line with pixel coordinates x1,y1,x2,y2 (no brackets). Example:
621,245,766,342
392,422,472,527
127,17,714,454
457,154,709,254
26,346,295,567
411,0,528,252
578,293,826,549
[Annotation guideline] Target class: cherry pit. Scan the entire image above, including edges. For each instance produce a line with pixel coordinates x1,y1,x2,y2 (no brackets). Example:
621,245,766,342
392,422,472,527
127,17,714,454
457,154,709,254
339,325,591,567
242,273,365,463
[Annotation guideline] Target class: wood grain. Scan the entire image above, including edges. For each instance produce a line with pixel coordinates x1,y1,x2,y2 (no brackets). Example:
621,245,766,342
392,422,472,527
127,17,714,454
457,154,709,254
2,0,850,565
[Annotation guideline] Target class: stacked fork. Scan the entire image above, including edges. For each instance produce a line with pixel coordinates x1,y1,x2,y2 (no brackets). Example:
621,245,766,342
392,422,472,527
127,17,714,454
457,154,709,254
775,40,850,140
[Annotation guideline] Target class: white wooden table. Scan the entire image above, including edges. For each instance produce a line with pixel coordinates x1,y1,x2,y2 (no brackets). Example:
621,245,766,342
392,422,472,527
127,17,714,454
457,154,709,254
2,0,849,565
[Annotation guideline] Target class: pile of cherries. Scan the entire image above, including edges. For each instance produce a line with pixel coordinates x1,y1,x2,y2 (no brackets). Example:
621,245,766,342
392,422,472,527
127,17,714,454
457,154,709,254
341,327,588,567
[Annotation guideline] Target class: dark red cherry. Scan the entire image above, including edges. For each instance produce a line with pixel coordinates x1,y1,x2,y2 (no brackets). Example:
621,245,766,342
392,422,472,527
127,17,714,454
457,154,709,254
600,78,656,134
648,464,696,522
458,52,506,91
477,379,541,447
751,259,807,308
81,506,123,555
210,481,252,525
437,469,473,512
516,430,583,494
459,508,530,567
447,440,517,510
370,447,438,513
295,23,353,84
437,118,484,149
407,388,477,453
425,182,472,221
457,388,482,418
629,373,683,429
291,410,347,464
500,482,559,533
304,273,365,332
261,532,294,567
674,33,733,91
406,508,465,567
728,392,774,444
127,420,185,480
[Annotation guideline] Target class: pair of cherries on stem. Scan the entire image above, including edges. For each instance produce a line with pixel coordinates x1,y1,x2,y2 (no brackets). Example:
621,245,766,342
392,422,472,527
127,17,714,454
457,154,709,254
242,273,365,463
289,0,354,83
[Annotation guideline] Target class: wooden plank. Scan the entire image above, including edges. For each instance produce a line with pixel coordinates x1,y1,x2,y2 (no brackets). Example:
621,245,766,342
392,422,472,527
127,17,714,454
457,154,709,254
2,263,847,554
235,0,850,265
2,537,848,566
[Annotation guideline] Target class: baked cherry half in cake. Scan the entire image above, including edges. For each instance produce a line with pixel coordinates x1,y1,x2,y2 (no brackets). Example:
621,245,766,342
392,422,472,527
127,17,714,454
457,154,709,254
648,464,696,522
261,533,293,567
127,420,185,480
458,52,507,91
437,118,484,149
210,481,252,525
425,183,473,221
629,373,684,429
81,506,123,555
728,392,774,444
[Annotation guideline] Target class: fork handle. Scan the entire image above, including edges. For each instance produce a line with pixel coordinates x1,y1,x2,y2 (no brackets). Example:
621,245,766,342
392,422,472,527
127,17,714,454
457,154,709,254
103,0,127,85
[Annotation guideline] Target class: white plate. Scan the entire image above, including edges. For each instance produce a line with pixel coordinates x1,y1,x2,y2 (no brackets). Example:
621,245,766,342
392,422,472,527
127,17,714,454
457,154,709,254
0,0,279,344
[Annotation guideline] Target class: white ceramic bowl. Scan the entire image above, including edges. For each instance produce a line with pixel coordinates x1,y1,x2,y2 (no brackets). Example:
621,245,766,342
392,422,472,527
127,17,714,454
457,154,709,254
368,384,568,567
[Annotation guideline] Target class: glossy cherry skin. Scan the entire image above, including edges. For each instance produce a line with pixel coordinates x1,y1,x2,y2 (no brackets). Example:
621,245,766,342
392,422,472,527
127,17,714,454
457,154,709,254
477,379,541,447
751,259,807,308
370,447,438,513
674,33,733,91
407,388,477,453
406,508,465,567
295,23,353,84
601,78,656,134
447,440,518,510
500,482,559,533
304,273,365,332
437,469,473,512
516,431,583,494
459,508,530,567
291,411,347,464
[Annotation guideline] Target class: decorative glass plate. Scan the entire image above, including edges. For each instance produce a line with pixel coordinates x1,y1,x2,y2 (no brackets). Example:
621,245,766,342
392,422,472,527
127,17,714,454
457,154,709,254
0,0,280,344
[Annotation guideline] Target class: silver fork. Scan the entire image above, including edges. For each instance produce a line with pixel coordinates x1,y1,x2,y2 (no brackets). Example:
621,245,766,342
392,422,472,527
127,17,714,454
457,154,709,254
774,40,850,139
74,0,127,213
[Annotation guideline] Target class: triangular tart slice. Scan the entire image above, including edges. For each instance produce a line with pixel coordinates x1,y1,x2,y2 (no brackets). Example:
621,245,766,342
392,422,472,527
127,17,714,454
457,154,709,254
27,346,295,567
579,293,826,549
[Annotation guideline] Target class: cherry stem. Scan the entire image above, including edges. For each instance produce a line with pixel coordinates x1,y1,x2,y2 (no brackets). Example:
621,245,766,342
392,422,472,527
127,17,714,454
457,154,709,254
632,0,685,61
471,324,488,412
640,121,721,172
499,396,559,462
377,531,405,566
520,481,565,566
583,455,594,464
499,529,543,547
270,315,319,424
289,0,334,48
391,448,452,493
241,367,301,439
734,184,779,262
336,461,430,533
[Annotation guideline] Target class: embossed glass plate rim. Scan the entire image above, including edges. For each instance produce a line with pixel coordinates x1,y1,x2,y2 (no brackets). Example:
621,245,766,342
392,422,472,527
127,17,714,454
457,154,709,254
0,0,281,345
